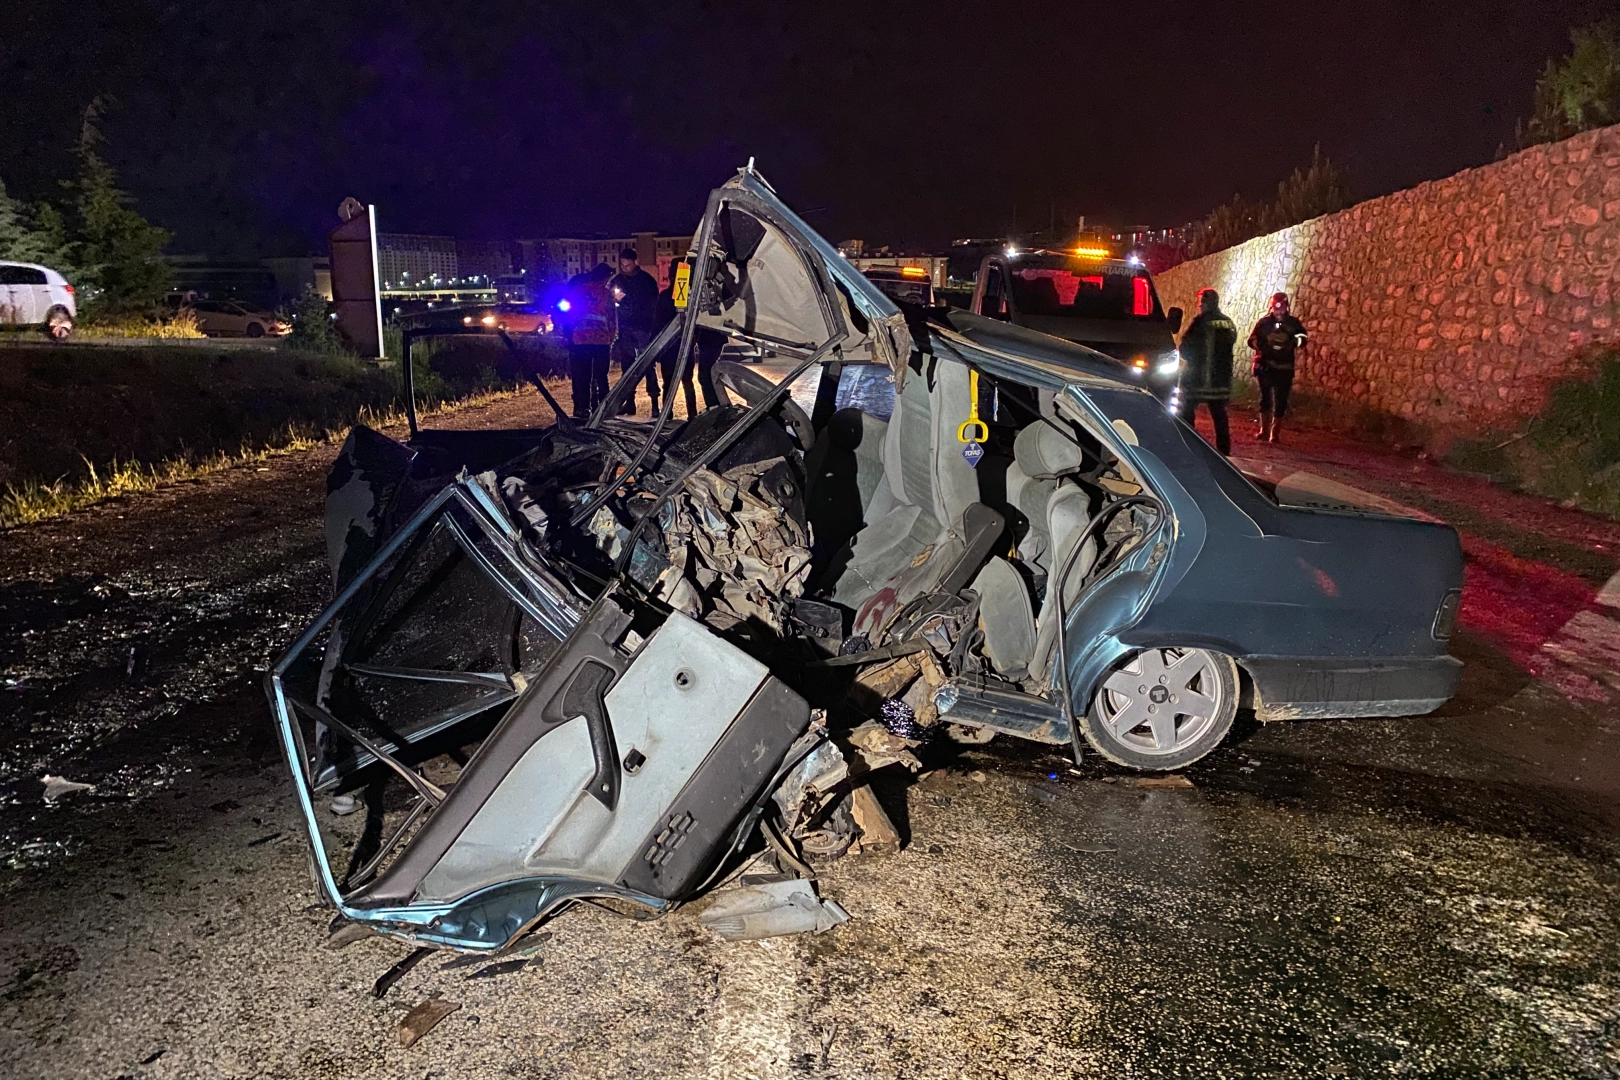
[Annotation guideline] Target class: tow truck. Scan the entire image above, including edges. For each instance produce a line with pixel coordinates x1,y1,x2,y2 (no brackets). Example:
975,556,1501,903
969,245,1184,406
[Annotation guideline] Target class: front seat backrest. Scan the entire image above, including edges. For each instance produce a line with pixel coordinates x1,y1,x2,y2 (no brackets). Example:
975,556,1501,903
1013,422,1086,481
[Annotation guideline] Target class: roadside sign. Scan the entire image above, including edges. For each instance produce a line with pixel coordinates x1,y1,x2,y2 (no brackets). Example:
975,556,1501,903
673,263,691,309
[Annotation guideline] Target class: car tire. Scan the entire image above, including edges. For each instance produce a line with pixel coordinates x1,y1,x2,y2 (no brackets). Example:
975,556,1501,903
246,322,265,338
1078,647,1237,771
43,307,73,342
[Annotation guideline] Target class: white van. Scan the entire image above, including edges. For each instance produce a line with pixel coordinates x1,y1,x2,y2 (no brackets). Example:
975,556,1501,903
0,261,76,340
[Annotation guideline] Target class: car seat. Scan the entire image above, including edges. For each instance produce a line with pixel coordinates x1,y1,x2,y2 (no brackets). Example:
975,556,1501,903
830,355,984,637
974,420,1099,686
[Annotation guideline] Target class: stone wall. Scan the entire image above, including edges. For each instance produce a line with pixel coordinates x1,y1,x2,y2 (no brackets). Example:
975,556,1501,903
1154,123,1620,439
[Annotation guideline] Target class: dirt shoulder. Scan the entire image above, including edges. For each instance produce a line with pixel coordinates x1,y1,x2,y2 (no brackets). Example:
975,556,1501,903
0,386,558,582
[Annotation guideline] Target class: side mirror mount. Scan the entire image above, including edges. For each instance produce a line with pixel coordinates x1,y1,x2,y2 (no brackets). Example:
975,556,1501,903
1166,306,1183,335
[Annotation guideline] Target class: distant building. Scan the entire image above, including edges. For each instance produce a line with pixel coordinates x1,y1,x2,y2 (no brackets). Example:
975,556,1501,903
521,232,694,287
377,233,458,289
845,254,949,290
455,240,516,284
262,256,332,302
165,255,282,309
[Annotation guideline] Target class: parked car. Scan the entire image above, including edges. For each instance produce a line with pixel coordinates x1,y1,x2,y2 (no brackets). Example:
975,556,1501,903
971,248,1184,405
861,265,934,307
190,299,289,338
0,260,75,340
458,303,553,335
266,169,1464,955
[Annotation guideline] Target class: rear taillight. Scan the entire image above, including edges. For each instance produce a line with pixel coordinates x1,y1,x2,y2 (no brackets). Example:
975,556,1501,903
64,285,75,295
1132,276,1151,316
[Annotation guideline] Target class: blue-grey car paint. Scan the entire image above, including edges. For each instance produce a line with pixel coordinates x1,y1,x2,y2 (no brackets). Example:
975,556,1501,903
929,312,1462,719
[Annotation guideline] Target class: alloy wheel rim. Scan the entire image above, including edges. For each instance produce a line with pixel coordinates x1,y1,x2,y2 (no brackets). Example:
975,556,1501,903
1096,647,1225,755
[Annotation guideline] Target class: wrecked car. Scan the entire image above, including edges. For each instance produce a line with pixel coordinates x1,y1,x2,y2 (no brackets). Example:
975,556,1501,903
266,167,1465,953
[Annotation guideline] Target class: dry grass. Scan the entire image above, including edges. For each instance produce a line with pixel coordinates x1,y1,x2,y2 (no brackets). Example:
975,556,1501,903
80,309,207,339
0,386,528,528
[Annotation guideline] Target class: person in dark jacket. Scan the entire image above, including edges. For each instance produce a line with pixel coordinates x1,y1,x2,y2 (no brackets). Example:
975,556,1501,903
565,263,615,419
652,257,724,415
1247,291,1308,443
609,247,660,414
1177,287,1238,455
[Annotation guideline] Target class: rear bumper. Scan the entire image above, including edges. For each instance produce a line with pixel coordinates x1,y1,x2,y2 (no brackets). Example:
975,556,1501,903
1240,654,1463,721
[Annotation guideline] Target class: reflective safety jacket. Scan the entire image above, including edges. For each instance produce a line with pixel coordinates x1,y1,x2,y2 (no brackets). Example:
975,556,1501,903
1179,308,1238,400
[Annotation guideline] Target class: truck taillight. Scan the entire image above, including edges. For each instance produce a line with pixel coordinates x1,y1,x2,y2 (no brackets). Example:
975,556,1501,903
1132,276,1151,316
64,285,75,295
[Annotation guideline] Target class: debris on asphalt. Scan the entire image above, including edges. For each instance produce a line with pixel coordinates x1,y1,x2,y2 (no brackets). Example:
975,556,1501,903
398,998,460,1048
845,721,922,773
1025,783,1057,805
466,958,529,980
879,697,930,741
372,947,432,998
325,922,373,950
245,832,282,847
1064,842,1118,854
968,770,988,784
328,794,359,816
848,785,900,854
40,775,95,804
699,879,850,941
1125,775,1195,790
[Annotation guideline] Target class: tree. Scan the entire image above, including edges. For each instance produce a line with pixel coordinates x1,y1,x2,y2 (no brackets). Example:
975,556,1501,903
1521,21,1620,147
1262,145,1348,233
66,102,173,315
1187,194,1264,259
0,177,75,272
1187,146,1349,259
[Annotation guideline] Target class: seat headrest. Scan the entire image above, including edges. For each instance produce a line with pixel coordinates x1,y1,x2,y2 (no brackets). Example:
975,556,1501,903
1013,422,1086,480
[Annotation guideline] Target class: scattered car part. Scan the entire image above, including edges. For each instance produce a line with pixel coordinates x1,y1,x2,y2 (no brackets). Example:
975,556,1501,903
699,879,850,941
398,998,460,1048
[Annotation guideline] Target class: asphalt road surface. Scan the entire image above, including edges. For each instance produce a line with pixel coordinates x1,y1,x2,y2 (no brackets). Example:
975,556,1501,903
2,381,1618,1079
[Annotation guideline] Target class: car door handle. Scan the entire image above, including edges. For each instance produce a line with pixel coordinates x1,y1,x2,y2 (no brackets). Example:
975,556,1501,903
555,660,621,810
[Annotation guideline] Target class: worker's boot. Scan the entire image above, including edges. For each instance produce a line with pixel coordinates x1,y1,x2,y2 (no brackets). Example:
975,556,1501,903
1259,411,1272,442
1269,419,1282,444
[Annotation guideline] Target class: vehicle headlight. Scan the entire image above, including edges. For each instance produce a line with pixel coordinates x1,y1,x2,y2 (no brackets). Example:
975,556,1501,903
1155,351,1181,377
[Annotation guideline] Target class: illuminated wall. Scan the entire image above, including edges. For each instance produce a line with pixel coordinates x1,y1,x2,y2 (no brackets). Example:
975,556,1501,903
1155,123,1620,436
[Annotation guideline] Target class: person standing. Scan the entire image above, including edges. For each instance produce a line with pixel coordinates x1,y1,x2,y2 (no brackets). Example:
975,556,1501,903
1177,287,1238,455
653,257,725,415
1247,291,1308,443
609,247,659,415
565,264,615,419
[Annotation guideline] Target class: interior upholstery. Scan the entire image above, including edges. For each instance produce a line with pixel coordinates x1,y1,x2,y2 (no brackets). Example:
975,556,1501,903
831,356,980,618
972,556,1036,678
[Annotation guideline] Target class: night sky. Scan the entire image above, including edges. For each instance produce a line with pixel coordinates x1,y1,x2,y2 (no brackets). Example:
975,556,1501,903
1,1,1611,257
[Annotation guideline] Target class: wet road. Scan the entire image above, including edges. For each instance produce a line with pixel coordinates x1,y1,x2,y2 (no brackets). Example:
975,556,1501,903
2,383,1619,1078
